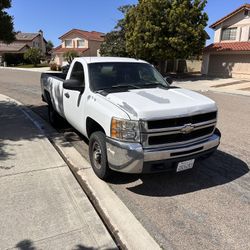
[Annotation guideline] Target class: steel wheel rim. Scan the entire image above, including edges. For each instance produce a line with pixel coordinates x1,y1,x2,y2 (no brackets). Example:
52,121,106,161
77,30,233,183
92,141,102,169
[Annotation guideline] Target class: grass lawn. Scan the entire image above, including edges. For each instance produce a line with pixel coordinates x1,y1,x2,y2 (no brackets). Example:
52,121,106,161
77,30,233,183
15,63,49,68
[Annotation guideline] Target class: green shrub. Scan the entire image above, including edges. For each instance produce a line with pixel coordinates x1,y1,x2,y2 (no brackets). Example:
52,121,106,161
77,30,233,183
24,48,42,67
63,50,78,64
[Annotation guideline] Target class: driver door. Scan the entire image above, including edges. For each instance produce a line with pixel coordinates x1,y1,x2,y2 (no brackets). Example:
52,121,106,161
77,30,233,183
63,61,86,132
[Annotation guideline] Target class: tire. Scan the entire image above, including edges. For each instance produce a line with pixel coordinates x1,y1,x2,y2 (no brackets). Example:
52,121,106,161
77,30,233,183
89,131,111,180
48,104,63,128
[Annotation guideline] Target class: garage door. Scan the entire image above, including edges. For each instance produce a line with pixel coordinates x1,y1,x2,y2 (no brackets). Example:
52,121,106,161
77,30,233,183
208,54,250,77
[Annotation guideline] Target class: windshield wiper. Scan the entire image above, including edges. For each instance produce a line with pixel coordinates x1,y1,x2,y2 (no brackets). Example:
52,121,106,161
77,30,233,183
140,82,169,89
112,84,141,89
99,84,141,91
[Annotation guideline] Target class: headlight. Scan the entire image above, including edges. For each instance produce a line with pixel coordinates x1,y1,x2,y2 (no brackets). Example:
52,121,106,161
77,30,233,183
111,117,140,142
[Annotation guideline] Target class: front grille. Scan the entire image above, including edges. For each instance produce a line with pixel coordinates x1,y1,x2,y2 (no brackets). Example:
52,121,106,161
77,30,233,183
148,126,214,145
170,147,203,157
147,111,217,130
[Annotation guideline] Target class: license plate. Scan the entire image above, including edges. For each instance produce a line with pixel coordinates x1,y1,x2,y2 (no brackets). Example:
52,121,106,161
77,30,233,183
176,159,195,172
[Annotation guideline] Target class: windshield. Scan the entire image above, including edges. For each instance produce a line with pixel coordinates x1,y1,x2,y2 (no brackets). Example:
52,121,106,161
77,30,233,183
88,62,169,91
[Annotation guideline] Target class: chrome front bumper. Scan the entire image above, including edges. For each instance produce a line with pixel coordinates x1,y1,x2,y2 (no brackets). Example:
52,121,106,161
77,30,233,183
106,132,221,173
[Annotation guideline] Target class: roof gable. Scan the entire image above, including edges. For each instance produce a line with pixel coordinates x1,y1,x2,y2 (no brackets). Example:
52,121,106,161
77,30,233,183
59,29,105,42
16,32,39,41
0,42,30,52
210,4,250,29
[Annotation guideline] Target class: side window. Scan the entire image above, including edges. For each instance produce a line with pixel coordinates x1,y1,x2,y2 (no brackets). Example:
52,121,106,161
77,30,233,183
139,66,155,82
70,62,85,86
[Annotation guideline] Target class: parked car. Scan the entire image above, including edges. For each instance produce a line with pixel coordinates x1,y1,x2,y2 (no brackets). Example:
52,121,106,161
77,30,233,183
41,57,221,179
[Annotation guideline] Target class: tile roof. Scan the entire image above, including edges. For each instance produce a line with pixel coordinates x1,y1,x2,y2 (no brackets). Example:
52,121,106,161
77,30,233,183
52,45,89,53
210,4,250,29
59,29,105,42
0,42,30,52
203,42,250,53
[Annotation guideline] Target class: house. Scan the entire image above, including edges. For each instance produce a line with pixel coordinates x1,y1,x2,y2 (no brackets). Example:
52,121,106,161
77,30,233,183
52,29,105,66
202,4,250,78
0,30,47,57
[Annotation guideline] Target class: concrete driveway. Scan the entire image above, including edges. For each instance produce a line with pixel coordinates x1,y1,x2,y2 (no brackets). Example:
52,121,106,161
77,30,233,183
174,77,250,96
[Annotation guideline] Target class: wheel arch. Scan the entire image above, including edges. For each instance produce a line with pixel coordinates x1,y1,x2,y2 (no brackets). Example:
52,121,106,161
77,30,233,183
44,90,52,105
86,117,106,139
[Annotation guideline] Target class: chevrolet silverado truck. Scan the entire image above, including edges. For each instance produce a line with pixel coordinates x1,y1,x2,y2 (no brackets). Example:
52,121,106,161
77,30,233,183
41,57,221,179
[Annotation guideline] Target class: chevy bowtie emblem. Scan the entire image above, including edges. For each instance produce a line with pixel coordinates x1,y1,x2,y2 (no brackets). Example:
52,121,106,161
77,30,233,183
181,124,194,134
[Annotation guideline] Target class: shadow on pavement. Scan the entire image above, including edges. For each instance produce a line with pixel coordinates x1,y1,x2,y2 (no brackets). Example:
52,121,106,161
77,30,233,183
109,150,249,197
15,239,118,250
0,101,45,161
16,240,35,250
28,103,89,144
170,73,225,82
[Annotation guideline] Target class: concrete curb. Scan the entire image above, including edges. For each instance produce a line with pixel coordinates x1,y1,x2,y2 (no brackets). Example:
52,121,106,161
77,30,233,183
1,94,161,250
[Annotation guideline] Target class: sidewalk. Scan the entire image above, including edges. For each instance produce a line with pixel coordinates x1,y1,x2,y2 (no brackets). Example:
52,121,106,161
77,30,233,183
0,94,116,249
174,77,250,96
0,66,56,73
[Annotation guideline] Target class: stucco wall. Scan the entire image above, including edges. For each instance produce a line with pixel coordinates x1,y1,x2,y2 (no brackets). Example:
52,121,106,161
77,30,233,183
28,36,46,54
201,54,210,74
214,27,222,43
186,60,202,72
61,34,89,49
87,40,103,56
208,52,250,78
213,10,250,43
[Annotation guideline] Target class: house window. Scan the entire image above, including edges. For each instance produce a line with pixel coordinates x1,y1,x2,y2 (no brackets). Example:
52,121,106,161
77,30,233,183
65,40,73,48
77,40,85,48
221,28,237,40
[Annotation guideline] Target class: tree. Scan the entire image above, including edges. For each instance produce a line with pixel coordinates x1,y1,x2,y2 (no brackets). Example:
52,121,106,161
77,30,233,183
100,5,133,57
46,40,54,53
24,48,42,67
0,0,15,43
63,50,78,64
99,30,127,57
125,0,208,67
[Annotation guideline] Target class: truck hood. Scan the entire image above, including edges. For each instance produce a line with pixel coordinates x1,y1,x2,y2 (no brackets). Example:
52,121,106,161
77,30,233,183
105,87,217,120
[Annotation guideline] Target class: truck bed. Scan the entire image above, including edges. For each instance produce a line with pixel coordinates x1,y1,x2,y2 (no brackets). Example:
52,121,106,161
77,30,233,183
41,72,67,81
41,72,67,117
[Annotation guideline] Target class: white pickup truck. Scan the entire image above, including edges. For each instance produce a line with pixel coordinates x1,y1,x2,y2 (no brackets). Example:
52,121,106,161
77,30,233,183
41,57,221,179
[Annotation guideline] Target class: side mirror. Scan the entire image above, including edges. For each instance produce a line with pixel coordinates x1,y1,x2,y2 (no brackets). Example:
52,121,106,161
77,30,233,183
63,79,84,91
164,76,173,85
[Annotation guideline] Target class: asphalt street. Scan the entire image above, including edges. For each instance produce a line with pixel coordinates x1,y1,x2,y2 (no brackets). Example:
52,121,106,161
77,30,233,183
0,68,249,249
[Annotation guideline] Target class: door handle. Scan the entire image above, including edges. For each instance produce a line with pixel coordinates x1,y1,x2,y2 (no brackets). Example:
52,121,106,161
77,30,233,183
64,92,70,98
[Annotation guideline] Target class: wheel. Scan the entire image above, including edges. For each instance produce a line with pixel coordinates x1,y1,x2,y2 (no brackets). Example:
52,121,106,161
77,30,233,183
48,103,63,127
89,131,111,180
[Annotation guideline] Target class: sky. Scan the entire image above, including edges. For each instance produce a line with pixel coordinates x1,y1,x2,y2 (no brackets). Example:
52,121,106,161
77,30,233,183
7,0,249,46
